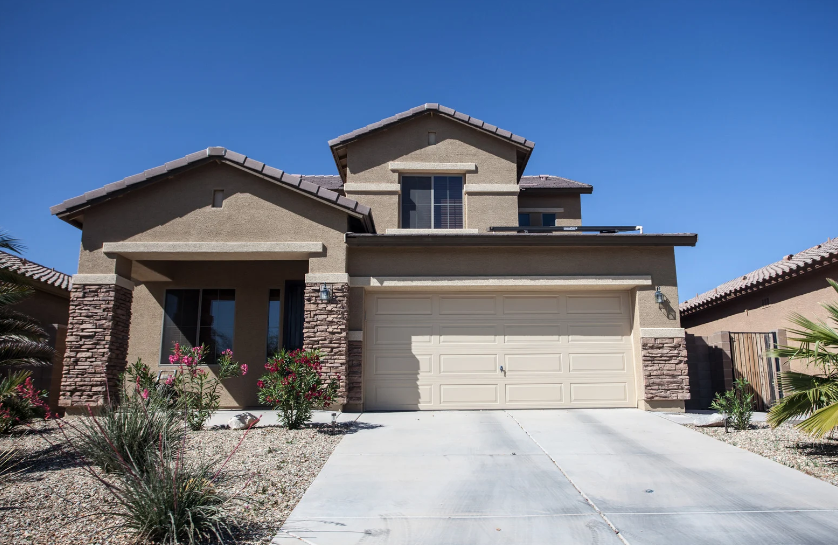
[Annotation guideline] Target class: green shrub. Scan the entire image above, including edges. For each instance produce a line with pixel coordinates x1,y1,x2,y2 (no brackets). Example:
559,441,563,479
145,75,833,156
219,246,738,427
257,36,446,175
257,349,339,429
711,378,755,431
71,393,186,476
167,344,246,431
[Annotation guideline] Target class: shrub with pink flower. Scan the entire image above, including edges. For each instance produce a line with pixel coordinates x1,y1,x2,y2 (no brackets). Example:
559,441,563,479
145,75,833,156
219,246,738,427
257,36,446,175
257,349,339,429
0,371,52,433
165,343,247,430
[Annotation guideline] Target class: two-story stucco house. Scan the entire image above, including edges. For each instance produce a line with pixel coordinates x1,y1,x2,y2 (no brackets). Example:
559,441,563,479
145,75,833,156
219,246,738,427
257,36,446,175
51,104,697,413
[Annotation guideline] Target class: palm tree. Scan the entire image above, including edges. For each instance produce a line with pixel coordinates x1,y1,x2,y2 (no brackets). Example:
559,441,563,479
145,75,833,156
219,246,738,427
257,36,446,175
0,231,55,366
767,278,838,438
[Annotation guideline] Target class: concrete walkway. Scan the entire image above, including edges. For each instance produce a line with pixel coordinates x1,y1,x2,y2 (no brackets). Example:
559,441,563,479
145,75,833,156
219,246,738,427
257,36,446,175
273,409,838,544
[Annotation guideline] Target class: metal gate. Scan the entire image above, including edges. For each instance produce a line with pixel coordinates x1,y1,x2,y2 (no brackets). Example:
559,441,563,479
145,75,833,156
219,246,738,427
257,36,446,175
729,332,782,411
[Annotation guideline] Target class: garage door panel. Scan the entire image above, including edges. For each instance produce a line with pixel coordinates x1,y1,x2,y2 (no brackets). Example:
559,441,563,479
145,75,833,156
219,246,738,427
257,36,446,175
439,325,497,344
375,296,433,315
373,353,433,376
374,325,433,346
569,353,627,373
440,384,499,405
506,383,564,404
504,353,563,373
568,323,626,343
504,324,561,343
502,295,560,314
440,354,498,374
373,383,433,408
439,295,497,315
365,290,636,410
570,382,629,403
567,294,623,314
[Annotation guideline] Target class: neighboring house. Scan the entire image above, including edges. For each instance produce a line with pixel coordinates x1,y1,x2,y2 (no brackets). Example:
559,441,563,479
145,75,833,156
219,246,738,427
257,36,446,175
679,237,838,409
50,104,697,413
0,250,72,411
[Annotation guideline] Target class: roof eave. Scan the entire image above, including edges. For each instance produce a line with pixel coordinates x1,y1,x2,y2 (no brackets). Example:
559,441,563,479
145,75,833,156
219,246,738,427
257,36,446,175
346,233,698,248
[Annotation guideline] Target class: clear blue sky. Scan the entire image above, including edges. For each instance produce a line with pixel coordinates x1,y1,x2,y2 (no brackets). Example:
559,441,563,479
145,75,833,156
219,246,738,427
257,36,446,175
1,1,836,303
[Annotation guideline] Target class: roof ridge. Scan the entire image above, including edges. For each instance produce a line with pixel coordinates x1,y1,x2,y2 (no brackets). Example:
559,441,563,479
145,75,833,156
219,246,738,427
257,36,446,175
680,236,838,314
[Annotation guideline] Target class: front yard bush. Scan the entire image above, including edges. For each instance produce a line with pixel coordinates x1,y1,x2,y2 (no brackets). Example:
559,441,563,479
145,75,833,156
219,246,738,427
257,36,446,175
257,349,339,429
0,370,51,433
711,377,754,431
167,343,247,430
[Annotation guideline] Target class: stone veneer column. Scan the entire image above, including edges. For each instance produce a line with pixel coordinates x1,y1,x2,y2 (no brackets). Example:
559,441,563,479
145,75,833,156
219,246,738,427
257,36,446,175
302,282,349,404
346,340,363,407
641,337,690,401
59,280,133,408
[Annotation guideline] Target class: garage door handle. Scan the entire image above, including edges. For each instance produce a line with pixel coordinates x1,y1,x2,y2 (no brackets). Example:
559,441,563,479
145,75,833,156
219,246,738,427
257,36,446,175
500,365,504,373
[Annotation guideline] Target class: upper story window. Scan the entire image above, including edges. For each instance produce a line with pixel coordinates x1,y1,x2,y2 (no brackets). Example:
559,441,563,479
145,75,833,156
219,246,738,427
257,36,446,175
401,175,463,229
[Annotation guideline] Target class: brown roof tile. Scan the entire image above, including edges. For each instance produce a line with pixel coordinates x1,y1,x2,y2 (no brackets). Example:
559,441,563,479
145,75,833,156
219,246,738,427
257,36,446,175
519,175,593,192
679,237,838,316
0,251,72,292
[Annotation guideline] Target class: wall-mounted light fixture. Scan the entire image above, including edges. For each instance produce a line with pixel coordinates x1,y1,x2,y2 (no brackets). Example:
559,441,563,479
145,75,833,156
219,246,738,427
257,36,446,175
654,286,665,305
319,283,331,302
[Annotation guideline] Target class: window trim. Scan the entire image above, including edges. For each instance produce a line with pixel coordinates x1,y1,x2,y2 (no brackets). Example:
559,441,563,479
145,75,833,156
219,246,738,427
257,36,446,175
399,173,464,230
160,287,236,366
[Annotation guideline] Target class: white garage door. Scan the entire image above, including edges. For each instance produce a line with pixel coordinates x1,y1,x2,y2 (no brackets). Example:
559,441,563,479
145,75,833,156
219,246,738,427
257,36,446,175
363,291,636,410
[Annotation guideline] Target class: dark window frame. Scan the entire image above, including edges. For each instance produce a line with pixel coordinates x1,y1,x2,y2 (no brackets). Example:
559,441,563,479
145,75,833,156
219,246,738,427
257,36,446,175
161,288,236,366
400,175,464,229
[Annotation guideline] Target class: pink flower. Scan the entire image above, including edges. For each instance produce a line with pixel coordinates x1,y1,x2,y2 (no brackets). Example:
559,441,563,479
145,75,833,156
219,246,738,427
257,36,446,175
165,375,175,386
169,354,177,364
140,389,149,400
240,364,248,375
256,380,264,388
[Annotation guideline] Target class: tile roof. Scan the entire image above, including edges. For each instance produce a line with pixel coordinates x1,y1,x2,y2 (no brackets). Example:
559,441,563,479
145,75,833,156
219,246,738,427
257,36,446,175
50,148,375,232
679,237,838,316
328,103,536,150
0,250,72,292
300,175,343,191
519,175,593,192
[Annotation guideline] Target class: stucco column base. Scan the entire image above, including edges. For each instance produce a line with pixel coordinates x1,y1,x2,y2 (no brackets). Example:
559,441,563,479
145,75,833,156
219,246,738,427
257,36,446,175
59,284,133,408
303,282,349,407
641,336,690,405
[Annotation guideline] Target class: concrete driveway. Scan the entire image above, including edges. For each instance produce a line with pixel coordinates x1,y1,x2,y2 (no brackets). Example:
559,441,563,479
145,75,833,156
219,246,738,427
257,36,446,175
273,410,838,544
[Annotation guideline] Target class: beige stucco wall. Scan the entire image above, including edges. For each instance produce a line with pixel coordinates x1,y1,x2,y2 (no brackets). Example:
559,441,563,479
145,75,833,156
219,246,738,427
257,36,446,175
343,114,522,232
348,245,681,329
129,260,308,408
518,193,582,226
77,162,350,276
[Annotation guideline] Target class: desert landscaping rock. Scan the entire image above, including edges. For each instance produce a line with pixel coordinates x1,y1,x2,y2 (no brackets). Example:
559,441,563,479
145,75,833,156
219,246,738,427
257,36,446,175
693,422,838,487
0,417,346,545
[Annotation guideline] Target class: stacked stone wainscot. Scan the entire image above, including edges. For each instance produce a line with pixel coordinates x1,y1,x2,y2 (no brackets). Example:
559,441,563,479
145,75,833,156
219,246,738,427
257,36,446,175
59,283,133,408
302,282,349,405
641,337,690,401
347,340,363,407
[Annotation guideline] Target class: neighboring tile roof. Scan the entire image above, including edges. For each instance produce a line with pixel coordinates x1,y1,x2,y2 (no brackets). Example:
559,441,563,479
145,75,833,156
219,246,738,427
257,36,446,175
300,175,343,191
0,250,72,292
50,148,375,232
680,237,838,316
328,103,536,150
520,175,593,192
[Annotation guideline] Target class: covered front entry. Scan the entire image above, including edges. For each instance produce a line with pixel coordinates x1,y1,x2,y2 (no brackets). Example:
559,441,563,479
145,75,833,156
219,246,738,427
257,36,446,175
363,290,637,410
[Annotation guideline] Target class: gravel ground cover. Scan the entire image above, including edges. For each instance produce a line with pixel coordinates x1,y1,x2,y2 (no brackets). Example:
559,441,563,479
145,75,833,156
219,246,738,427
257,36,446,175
0,417,348,545
692,422,838,487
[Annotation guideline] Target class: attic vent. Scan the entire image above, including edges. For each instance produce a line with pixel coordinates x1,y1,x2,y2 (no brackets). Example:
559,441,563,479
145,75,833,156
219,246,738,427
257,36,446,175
212,189,224,208
428,132,436,145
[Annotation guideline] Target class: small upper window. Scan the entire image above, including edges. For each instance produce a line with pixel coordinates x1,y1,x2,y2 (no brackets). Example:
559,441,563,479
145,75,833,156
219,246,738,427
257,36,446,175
518,213,531,227
212,189,224,208
428,132,437,145
541,213,556,227
401,176,463,229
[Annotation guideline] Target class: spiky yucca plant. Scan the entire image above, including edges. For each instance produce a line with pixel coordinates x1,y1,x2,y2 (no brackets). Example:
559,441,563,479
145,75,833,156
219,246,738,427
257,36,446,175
767,278,838,437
